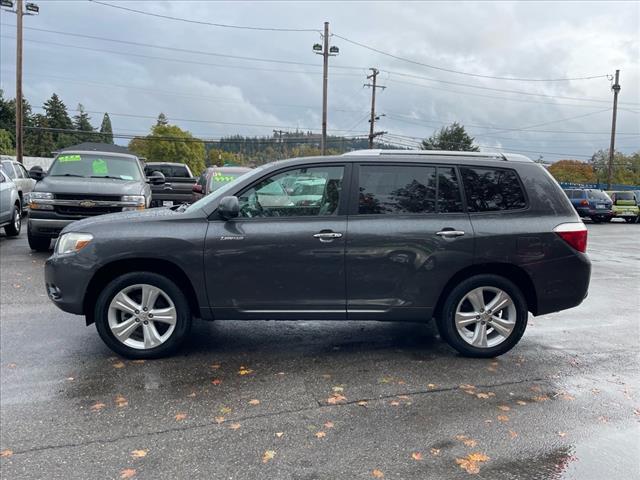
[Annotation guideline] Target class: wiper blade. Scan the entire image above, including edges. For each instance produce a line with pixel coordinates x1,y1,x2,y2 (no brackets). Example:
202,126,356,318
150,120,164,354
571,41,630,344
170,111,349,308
90,175,124,180
52,173,85,177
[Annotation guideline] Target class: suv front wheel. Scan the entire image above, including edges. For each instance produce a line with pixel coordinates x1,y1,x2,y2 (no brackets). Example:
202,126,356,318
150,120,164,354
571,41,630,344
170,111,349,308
95,272,192,359
437,274,528,358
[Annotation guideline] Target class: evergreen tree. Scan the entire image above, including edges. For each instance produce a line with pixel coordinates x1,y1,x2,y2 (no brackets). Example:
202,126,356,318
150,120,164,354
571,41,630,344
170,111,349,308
156,112,168,126
73,104,95,144
0,90,15,145
99,113,114,144
24,114,55,157
43,93,74,149
0,129,14,155
421,122,479,151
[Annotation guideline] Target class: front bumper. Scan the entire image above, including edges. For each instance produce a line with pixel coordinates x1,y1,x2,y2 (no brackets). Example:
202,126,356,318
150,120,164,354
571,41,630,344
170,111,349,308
28,216,75,238
44,252,95,315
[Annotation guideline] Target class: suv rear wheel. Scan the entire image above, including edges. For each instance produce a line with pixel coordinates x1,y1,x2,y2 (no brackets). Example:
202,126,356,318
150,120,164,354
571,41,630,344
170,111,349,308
95,272,192,359
437,274,528,358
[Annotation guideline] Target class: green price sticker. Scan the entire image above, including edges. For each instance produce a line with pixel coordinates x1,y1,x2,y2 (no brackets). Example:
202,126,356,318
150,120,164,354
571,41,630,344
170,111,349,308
92,159,109,175
58,154,81,163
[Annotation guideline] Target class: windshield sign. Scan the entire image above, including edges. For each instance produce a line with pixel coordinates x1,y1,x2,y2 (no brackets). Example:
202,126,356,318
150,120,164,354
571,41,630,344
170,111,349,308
49,153,141,181
209,171,244,192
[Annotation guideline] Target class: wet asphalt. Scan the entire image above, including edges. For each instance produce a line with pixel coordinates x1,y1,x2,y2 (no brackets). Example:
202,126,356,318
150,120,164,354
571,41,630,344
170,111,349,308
0,221,638,480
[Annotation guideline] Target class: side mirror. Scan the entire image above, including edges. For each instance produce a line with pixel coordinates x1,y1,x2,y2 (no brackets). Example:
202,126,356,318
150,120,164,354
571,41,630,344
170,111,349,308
29,165,45,181
218,196,239,220
147,171,165,185
192,184,203,194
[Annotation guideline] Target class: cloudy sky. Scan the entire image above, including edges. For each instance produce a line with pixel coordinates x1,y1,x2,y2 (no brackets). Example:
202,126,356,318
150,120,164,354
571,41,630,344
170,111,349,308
1,0,638,161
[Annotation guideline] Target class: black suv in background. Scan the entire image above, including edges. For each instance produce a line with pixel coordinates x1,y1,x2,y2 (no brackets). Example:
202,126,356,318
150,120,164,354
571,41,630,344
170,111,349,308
44,150,590,359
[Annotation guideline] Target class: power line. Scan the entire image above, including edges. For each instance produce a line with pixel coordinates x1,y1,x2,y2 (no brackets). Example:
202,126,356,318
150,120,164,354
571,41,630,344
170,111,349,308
332,33,610,82
88,0,320,33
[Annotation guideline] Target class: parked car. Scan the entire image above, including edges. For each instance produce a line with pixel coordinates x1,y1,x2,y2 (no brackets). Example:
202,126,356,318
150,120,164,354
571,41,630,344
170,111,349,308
143,162,196,207
1,158,35,213
0,170,22,236
44,150,591,359
563,188,613,223
27,149,164,251
606,191,639,223
191,166,251,202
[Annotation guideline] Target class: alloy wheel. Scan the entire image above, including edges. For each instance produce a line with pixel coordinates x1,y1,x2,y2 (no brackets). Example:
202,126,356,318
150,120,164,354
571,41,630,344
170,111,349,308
108,284,177,350
454,286,516,348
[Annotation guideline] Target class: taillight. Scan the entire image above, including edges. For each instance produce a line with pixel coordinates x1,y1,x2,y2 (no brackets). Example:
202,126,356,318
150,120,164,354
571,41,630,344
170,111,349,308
554,222,588,253
580,199,589,206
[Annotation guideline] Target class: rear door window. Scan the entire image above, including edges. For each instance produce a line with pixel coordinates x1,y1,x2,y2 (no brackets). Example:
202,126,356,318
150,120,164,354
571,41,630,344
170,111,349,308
1,162,16,179
460,167,526,212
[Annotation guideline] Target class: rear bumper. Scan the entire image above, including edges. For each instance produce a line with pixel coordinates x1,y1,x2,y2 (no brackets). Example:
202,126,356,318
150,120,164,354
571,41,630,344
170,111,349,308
527,253,591,316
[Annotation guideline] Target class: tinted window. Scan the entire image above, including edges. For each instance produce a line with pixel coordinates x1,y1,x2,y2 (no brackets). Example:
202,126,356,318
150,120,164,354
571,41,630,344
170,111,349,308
359,165,436,214
145,164,191,178
460,167,526,212
614,191,634,201
238,165,344,218
438,167,463,213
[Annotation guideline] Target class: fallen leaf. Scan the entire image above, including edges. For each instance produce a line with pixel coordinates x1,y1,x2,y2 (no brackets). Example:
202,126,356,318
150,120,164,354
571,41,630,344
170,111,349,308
327,393,347,405
389,400,400,406
379,377,392,384
427,383,437,389
113,362,126,369
275,432,284,438
0,449,13,458
497,415,509,422
411,452,423,461
558,431,567,437
430,448,441,456
90,402,106,412
357,400,368,407
468,453,490,462
591,388,601,395
215,416,225,424
220,406,232,414
120,469,136,479
372,469,384,478
332,386,344,393
115,395,128,408
249,399,260,406
210,363,221,370
530,385,542,393
456,453,490,474
497,405,511,411
516,400,527,406
238,367,253,375
7,363,17,369
487,367,497,372
315,431,326,438
130,449,147,458
322,374,332,379
463,439,478,447
533,395,549,402
508,430,518,439
398,395,410,400
633,409,640,417
324,421,334,429
66,377,75,381
262,450,276,463
598,416,609,423
490,361,498,367
460,384,476,390
211,379,222,386
560,393,575,401
187,392,196,398
476,393,490,399
174,413,187,421
131,360,145,365
229,423,241,430
13,284,21,289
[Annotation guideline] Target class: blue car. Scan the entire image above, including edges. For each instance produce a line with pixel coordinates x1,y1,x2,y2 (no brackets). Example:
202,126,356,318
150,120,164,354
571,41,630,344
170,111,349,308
563,188,613,223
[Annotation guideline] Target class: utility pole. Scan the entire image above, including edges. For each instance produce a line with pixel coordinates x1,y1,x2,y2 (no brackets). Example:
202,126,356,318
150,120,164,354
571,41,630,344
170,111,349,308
606,69,621,190
312,22,339,155
1,0,40,164
364,68,386,149
273,129,286,157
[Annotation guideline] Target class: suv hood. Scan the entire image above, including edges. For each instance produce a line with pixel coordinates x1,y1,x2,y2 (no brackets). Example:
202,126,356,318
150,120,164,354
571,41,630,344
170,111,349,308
62,206,183,234
34,176,145,196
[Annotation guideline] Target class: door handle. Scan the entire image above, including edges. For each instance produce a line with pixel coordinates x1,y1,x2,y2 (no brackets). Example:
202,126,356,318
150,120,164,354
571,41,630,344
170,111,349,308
313,231,343,242
436,230,465,238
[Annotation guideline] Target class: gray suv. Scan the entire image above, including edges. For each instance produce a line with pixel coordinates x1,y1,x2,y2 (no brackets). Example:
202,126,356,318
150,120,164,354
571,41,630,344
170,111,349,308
44,150,591,359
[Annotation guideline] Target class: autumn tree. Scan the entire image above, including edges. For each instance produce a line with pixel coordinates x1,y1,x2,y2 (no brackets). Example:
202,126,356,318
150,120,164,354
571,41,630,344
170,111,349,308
421,122,479,151
547,160,597,184
590,149,640,185
128,122,206,175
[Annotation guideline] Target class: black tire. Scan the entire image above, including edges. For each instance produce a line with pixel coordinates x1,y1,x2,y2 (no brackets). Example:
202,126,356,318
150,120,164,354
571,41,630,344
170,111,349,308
95,272,192,359
603,217,612,223
4,202,21,237
436,274,528,358
28,231,51,251
590,217,601,224
624,217,634,223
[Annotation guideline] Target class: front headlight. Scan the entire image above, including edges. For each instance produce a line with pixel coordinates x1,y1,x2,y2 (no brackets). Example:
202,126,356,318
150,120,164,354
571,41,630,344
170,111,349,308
122,195,146,211
55,232,93,255
28,191,54,210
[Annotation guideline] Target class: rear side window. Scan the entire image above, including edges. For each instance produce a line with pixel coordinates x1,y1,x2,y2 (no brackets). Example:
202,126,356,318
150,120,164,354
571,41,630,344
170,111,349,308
460,167,526,212
1,162,16,179
358,165,463,214
145,165,191,178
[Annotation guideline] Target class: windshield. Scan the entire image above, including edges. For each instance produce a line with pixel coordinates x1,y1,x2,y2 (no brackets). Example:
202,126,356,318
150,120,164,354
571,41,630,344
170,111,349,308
209,170,247,192
186,167,261,213
614,191,635,201
49,153,142,181
587,190,610,201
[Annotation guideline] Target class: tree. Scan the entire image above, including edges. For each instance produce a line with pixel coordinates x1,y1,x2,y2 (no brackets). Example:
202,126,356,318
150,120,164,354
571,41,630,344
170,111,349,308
128,122,206,175
73,104,95,144
0,129,14,155
0,90,15,145
590,149,640,185
156,112,168,126
99,113,114,144
43,93,74,150
24,114,55,157
547,160,597,184
421,122,479,151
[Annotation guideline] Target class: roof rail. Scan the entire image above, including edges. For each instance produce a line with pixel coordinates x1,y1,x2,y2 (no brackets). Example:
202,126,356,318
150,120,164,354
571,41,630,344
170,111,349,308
342,149,533,162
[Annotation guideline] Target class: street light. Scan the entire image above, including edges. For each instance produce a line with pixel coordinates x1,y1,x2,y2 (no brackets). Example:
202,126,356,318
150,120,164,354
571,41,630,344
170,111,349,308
25,2,38,13
312,22,340,155
0,0,14,9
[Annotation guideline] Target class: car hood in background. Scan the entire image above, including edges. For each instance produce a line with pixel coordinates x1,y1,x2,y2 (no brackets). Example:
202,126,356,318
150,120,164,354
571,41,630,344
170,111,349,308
34,176,145,196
